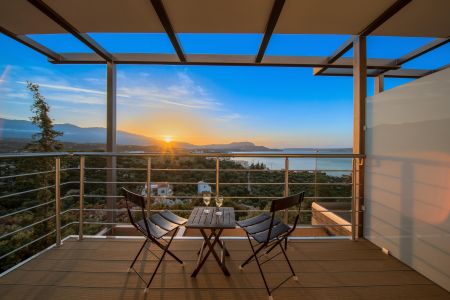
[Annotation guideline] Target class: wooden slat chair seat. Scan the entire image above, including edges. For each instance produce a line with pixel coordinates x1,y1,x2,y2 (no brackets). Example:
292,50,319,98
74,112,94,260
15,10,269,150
237,192,305,300
122,188,187,292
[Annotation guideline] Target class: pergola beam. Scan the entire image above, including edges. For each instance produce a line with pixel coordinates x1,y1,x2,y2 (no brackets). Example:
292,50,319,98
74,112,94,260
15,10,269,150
424,63,450,76
359,0,412,36
50,53,400,69
149,0,185,62
317,0,412,75
372,37,449,77
315,37,354,75
255,0,285,63
0,25,62,62
28,0,113,62
396,38,449,65
314,68,433,78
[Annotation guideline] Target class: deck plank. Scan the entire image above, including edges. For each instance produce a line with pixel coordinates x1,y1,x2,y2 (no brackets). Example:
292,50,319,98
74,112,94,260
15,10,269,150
0,238,448,300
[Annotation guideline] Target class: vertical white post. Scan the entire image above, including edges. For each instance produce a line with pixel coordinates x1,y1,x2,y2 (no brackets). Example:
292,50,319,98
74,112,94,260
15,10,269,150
314,149,318,201
146,157,152,217
79,156,85,240
284,157,289,223
55,157,61,246
215,157,220,197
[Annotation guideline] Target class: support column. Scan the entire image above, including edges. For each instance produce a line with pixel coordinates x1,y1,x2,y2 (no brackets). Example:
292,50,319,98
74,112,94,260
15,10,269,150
353,36,366,239
374,74,384,95
106,61,117,225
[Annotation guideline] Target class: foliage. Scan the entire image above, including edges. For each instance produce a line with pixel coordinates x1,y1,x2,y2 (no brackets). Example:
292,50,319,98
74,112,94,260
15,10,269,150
25,82,63,152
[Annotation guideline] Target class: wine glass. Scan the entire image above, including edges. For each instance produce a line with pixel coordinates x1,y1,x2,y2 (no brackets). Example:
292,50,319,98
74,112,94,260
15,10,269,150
203,193,211,214
215,196,223,216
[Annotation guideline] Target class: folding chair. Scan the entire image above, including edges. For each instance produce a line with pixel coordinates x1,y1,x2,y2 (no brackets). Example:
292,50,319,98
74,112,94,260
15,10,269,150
122,188,187,292
237,192,305,299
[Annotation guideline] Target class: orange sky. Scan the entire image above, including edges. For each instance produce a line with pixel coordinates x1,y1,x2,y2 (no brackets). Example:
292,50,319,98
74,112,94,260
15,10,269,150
120,110,236,145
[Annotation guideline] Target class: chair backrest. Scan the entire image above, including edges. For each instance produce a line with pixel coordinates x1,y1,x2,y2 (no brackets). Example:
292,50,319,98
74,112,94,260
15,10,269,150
270,193,304,212
121,187,149,235
266,192,305,243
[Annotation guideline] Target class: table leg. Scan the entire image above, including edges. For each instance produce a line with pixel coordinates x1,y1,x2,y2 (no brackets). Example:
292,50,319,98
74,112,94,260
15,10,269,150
191,228,230,277
210,229,230,257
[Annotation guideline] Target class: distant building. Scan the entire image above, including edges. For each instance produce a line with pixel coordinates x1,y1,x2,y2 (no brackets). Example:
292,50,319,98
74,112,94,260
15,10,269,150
141,182,173,197
197,181,212,194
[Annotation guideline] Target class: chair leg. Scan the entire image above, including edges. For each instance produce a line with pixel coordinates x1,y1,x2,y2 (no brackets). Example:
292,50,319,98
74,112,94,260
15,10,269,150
247,234,272,297
152,229,184,264
129,239,148,271
240,242,265,269
279,239,297,280
146,230,178,290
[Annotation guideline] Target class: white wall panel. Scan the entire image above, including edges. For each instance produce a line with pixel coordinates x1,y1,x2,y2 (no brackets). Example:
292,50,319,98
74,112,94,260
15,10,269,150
365,68,450,291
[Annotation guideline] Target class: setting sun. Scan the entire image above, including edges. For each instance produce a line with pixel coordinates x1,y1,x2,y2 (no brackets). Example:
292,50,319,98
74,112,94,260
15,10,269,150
163,136,173,143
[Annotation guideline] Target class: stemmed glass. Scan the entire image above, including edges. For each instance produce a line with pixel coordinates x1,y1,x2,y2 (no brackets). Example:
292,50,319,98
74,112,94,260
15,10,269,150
203,193,211,214
215,196,223,216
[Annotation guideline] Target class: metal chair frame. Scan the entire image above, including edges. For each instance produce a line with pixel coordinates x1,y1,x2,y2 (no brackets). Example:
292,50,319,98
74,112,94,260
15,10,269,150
122,188,187,292
237,192,305,299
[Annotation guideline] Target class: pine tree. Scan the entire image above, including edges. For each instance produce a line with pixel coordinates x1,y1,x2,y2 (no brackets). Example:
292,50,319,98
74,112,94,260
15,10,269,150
24,82,64,254
26,82,63,152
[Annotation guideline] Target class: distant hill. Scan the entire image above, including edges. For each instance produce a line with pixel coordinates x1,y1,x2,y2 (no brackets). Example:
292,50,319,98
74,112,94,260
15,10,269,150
0,118,156,146
0,118,274,152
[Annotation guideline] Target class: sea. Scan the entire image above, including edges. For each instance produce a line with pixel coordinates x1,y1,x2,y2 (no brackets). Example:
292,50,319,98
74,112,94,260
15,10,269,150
230,148,353,176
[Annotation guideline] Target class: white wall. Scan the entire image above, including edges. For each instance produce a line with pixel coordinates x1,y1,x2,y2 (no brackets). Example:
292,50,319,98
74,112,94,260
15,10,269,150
365,68,450,291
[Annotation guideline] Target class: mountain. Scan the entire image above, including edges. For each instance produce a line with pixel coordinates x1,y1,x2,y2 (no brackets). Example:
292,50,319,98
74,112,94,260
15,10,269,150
0,118,155,146
0,118,274,151
193,142,274,151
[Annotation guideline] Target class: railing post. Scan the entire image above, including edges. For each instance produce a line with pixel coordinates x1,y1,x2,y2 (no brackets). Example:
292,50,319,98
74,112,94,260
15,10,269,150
351,158,356,241
216,157,220,197
314,149,318,201
55,157,61,246
284,157,289,223
146,157,152,217
79,156,85,240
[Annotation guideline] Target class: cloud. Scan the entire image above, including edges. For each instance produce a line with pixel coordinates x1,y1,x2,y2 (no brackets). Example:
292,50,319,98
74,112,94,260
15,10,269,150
216,113,243,122
4,92,29,99
15,81,130,98
45,93,105,105
117,72,221,111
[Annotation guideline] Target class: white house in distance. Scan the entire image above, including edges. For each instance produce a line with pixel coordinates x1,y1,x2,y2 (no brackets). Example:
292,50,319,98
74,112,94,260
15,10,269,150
141,182,173,197
197,181,212,194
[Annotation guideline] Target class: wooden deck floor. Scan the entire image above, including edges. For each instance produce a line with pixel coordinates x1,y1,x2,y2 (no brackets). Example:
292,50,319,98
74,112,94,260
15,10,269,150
0,237,449,300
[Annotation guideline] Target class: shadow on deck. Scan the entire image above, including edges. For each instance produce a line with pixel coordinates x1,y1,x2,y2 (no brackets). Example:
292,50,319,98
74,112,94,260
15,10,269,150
0,238,448,300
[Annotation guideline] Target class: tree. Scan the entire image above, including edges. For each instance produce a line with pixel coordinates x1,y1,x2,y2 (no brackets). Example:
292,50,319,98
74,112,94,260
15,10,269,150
23,82,63,257
26,82,63,152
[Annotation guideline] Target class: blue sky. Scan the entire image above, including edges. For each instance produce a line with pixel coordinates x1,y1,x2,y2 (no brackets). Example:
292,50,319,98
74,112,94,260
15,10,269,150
0,33,448,147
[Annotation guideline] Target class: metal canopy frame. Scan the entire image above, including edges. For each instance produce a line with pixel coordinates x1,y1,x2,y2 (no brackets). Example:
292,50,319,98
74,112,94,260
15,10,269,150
0,0,445,78
2,0,449,240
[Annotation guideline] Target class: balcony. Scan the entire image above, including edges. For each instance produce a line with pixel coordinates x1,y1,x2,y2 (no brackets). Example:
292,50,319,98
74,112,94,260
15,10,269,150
1,0,450,297
1,152,449,299
2,238,447,300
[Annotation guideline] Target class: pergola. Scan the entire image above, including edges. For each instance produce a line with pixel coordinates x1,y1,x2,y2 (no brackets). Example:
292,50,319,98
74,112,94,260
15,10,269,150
1,0,449,237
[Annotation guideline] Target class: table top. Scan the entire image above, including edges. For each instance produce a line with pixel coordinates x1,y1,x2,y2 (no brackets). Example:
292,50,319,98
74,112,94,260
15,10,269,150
186,207,235,229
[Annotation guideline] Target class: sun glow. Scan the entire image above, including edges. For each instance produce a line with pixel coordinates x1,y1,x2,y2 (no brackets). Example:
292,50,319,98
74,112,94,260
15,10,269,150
163,136,173,143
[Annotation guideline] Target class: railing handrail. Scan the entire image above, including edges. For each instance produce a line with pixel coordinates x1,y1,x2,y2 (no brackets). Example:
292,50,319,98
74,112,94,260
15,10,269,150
0,150,360,274
0,151,365,159
0,152,70,158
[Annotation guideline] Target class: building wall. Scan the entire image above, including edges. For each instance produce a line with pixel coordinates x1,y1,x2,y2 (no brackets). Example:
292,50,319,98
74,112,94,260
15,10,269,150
364,68,450,291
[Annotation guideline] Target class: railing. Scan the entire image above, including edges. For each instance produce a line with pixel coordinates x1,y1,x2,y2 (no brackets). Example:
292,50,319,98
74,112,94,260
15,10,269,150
0,151,364,272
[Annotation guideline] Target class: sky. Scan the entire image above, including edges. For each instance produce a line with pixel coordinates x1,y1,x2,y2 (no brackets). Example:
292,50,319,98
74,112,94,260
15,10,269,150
0,33,449,148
